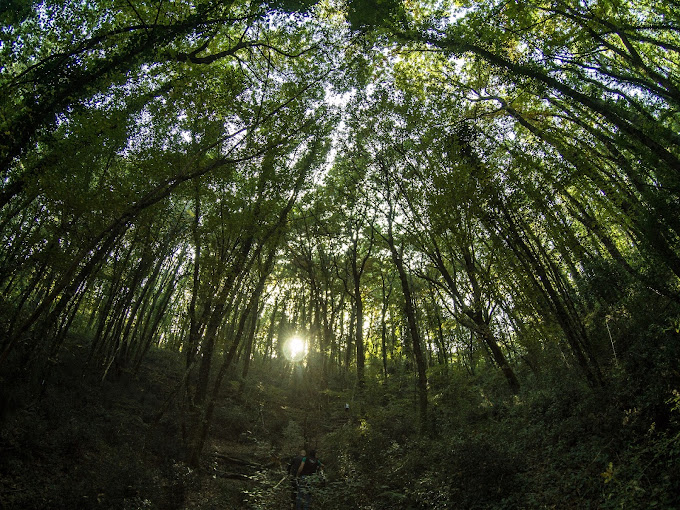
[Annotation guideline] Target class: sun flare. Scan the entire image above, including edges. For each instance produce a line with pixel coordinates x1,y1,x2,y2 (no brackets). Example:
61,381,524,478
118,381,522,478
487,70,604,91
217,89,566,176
284,336,306,361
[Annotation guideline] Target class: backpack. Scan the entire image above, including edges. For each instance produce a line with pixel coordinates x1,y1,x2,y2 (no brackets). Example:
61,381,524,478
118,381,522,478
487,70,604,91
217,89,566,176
288,455,303,476
300,456,319,476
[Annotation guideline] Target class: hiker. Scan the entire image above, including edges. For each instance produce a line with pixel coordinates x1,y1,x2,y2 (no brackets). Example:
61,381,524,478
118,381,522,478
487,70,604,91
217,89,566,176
296,449,323,510
287,449,306,509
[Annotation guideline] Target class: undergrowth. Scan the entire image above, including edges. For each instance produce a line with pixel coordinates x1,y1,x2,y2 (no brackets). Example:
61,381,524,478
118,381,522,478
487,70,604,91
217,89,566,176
2,321,679,509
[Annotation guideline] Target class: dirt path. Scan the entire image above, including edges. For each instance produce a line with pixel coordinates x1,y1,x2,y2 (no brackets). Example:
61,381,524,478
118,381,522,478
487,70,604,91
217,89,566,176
183,383,353,508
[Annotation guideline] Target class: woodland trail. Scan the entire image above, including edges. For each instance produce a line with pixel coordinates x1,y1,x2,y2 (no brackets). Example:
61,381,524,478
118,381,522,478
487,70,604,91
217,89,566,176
184,381,353,509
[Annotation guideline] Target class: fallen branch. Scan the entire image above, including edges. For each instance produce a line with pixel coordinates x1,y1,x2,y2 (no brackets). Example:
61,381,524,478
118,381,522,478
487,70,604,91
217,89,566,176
213,469,255,481
212,452,263,469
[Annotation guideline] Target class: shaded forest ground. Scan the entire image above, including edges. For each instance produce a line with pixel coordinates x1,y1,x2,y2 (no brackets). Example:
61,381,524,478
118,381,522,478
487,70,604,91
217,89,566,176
0,338,350,509
1,329,680,509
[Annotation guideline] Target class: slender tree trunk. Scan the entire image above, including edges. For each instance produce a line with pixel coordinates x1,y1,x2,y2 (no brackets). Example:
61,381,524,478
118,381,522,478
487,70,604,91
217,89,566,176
240,247,277,391
354,269,365,388
380,273,392,379
187,181,202,370
262,298,279,363
385,222,429,435
495,203,604,387
345,305,355,372
469,311,520,394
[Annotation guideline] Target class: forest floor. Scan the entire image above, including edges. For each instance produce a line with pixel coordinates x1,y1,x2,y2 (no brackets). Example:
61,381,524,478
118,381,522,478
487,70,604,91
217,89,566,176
2,336,680,508
183,385,350,509
0,340,350,509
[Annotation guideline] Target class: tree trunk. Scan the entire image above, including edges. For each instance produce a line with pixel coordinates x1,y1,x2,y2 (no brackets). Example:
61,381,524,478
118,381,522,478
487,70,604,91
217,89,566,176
386,228,429,435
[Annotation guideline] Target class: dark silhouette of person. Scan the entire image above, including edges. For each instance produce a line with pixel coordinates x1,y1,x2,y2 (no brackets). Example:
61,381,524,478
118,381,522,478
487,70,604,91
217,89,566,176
296,449,323,509
287,449,305,509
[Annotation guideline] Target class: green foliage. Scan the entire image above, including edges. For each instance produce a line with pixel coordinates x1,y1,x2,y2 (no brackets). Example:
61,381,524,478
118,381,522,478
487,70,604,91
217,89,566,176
320,329,679,508
410,436,523,509
281,419,306,452
0,0,32,25
267,0,319,12
346,0,405,31
0,341,196,509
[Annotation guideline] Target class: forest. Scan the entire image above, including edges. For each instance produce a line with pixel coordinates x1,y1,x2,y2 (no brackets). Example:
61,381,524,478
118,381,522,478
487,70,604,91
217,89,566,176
1,0,679,508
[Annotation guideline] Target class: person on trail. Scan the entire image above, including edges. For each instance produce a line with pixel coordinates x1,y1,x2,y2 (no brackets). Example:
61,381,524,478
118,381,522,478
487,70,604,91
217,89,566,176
296,449,323,510
287,449,306,509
